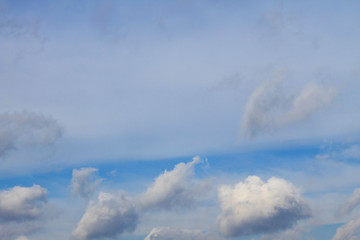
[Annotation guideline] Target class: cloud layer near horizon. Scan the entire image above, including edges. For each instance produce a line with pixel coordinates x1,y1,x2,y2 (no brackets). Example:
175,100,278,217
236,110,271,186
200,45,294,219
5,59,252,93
217,176,310,237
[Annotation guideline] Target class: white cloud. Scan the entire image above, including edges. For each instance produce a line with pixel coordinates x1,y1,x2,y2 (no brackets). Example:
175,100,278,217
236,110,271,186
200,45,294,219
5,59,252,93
340,188,360,216
332,218,360,240
72,168,101,198
0,111,63,157
0,185,47,222
136,156,208,210
217,176,310,237
72,191,138,240
241,79,337,138
144,227,224,240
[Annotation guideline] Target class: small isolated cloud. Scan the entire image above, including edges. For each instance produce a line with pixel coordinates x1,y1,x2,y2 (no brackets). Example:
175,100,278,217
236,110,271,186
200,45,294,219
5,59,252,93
241,78,337,138
136,156,208,211
0,185,47,222
339,188,360,216
332,218,360,240
72,168,101,198
217,176,310,237
0,111,63,158
144,227,224,240
72,192,138,240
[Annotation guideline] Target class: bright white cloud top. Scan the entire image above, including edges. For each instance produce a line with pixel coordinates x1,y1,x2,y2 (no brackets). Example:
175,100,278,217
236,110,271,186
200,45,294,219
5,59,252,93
217,176,310,237
332,218,360,240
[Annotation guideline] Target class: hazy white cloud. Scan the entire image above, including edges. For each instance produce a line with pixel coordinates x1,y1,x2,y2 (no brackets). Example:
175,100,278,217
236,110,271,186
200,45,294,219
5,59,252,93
242,78,337,138
144,227,224,240
136,156,208,210
72,192,138,240
332,218,360,240
72,168,101,199
0,185,47,222
0,111,63,157
15,236,29,240
339,188,360,216
217,176,310,237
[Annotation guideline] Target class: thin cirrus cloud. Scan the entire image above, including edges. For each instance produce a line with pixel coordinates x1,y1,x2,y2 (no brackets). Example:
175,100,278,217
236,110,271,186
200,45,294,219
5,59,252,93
72,168,101,199
136,156,209,211
144,226,225,240
332,218,360,240
0,111,63,158
72,192,139,240
241,77,338,138
217,176,311,237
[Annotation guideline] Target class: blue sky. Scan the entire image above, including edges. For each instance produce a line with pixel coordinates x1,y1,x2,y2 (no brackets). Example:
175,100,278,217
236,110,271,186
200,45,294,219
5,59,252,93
1,0,360,239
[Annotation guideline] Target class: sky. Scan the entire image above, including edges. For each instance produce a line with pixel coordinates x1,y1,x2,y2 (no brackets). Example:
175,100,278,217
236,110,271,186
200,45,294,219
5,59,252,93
1,0,360,239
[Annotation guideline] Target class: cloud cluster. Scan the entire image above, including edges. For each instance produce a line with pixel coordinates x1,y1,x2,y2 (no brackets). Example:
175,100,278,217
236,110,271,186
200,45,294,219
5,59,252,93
136,156,206,210
217,176,310,237
144,227,224,240
332,218,360,240
0,111,63,157
72,192,138,240
241,79,337,138
72,168,101,199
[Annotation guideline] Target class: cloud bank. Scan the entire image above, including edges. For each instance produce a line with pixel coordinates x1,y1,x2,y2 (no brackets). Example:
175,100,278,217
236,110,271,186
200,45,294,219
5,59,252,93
72,168,101,199
72,192,138,240
217,176,310,237
144,227,224,240
242,79,337,138
136,156,207,210
0,111,63,157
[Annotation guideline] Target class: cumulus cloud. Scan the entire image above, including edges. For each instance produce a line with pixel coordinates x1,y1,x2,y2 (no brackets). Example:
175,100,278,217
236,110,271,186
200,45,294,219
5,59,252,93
136,156,208,210
332,218,360,240
339,188,360,216
0,111,63,157
0,185,48,240
144,227,224,240
241,78,337,138
217,176,310,237
72,192,138,240
0,185,47,222
72,168,101,198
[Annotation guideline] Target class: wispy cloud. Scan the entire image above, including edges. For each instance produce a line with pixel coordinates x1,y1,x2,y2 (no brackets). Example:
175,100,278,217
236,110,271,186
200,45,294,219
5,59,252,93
339,188,360,216
72,168,101,199
72,192,138,240
0,111,63,158
144,226,224,240
332,218,360,240
241,77,338,138
217,176,310,237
